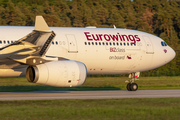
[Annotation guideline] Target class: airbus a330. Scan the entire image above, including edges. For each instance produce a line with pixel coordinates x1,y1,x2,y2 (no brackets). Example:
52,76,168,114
0,16,175,91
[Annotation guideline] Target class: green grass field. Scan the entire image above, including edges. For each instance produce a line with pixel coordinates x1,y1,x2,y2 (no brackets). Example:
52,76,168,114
1,98,180,120
0,76,180,92
0,77,180,120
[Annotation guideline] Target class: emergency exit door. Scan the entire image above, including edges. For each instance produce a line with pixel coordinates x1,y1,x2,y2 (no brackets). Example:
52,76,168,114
66,34,78,53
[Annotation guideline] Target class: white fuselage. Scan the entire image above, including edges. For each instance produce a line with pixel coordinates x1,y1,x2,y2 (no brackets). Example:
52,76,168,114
0,26,176,77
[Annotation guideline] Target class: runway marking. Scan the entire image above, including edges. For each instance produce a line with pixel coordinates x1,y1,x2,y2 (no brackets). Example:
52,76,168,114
0,90,180,100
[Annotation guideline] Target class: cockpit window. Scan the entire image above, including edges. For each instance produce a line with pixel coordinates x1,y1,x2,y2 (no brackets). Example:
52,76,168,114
161,41,164,46
161,41,167,46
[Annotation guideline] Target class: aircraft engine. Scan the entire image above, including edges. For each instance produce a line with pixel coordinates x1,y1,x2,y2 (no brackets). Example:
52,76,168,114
26,60,87,87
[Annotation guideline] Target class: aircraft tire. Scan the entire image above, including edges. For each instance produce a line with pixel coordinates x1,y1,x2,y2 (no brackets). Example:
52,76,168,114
130,83,138,91
126,83,132,91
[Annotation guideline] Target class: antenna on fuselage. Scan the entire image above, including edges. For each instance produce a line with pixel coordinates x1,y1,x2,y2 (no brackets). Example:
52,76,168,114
113,25,116,29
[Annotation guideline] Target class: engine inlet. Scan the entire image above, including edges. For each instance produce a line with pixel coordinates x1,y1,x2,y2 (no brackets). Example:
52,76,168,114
26,66,36,83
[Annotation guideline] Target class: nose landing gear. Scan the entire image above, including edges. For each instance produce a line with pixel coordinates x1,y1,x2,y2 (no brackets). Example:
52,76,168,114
126,72,139,91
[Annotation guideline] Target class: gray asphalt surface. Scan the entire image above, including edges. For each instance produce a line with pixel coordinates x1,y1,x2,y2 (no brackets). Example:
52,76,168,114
0,90,180,100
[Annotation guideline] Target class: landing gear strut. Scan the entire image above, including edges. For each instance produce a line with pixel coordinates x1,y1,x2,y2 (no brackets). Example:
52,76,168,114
126,73,139,91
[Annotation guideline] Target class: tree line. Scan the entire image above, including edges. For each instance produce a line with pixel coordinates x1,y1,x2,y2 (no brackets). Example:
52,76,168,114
0,0,180,76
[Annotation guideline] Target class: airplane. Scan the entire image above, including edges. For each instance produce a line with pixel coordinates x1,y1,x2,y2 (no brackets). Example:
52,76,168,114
0,16,176,91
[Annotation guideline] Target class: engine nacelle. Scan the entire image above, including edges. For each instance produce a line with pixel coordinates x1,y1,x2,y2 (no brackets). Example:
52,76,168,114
26,60,87,87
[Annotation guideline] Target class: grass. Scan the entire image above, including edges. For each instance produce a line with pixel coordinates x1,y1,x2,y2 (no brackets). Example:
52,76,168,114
0,76,180,92
0,77,180,120
0,98,180,120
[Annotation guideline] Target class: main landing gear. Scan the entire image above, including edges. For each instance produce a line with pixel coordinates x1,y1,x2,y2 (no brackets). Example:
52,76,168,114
126,72,139,91
127,83,138,91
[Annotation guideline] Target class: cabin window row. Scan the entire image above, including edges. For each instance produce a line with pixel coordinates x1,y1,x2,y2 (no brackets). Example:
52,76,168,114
84,42,136,46
0,40,64,45
52,41,58,45
52,41,66,45
0,40,14,44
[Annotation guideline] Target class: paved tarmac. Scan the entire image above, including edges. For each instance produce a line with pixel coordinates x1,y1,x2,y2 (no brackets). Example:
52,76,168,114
0,90,180,100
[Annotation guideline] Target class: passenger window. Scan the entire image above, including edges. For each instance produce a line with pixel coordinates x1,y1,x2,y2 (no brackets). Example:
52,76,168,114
120,43,122,46
11,41,13,43
92,42,94,45
117,43,119,45
52,41,54,45
102,42,105,45
85,42,87,45
56,41,58,45
0,40,2,44
110,42,112,45
134,43,136,46
113,43,115,46
95,42,97,45
7,41,10,44
63,41,66,45
4,41,6,44
127,43,129,46
99,42,101,45
106,42,108,45
124,43,126,46
88,42,90,45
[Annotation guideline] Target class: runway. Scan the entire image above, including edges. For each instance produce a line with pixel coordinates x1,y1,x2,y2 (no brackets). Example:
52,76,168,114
0,90,180,100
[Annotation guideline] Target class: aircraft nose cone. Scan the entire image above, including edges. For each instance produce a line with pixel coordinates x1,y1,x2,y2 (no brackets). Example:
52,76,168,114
170,47,176,59
166,47,176,63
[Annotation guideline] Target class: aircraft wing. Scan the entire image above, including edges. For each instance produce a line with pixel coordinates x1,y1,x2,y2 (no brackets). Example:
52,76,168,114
0,16,56,66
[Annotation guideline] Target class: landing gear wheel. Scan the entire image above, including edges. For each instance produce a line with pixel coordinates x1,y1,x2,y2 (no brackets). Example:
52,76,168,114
126,83,132,91
130,83,138,91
